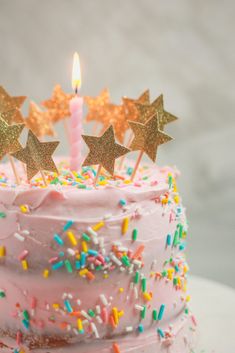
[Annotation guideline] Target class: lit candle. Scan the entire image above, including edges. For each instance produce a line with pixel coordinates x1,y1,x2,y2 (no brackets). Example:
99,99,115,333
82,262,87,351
69,52,83,171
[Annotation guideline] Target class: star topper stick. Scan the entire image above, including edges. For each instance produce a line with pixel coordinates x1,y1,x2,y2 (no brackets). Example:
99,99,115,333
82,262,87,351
11,130,59,186
128,114,173,181
82,125,130,186
0,113,25,185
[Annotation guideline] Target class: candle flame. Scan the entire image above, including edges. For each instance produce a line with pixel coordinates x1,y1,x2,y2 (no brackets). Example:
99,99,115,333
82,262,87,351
72,52,81,92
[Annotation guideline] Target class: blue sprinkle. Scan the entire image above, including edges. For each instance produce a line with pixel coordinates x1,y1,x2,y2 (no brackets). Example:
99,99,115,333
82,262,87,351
88,249,98,256
179,243,186,251
119,199,127,206
127,167,133,175
158,304,165,321
166,234,172,246
52,260,64,270
157,328,165,338
175,265,179,272
138,324,144,333
59,251,65,257
63,220,74,232
81,252,87,267
54,234,64,246
75,260,81,270
22,319,30,330
64,299,73,313
105,256,110,263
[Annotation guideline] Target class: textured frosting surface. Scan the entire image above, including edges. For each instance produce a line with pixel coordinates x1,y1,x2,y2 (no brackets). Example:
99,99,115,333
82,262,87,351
0,160,197,352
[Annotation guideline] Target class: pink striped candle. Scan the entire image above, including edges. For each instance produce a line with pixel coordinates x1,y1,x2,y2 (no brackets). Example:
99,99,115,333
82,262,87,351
69,52,83,171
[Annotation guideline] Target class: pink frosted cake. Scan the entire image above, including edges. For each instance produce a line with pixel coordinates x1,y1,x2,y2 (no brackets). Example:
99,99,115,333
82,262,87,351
0,160,197,353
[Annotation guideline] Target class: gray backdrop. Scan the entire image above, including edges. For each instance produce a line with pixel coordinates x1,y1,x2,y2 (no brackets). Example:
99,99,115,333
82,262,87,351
0,0,234,287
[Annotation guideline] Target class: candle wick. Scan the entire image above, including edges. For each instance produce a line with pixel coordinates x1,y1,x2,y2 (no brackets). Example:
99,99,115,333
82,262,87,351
75,86,78,95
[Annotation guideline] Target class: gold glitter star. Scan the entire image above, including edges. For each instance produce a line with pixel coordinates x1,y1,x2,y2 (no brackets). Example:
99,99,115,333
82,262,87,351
42,85,74,123
84,89,110,123
100,104,128,144
82,125,130,175
122,89,150,122
12,130,59,180
0,86,26,124
0,115,25,161
135,94,178,129
26,102,55,138
129,114,173,162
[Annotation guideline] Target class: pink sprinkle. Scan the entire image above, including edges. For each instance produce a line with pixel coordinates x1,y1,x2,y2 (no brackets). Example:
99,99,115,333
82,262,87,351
97,255,105,264
101,307,108,324
191,315,197,326
49,256,59,264
18,249,29,261
87,257,95,263
31,297,37,309
94,259,102,266
16,330,22,345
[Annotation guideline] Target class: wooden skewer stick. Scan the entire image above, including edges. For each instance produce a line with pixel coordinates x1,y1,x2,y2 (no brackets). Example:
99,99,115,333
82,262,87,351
118,131,133,171
8,154,20,185
94,164,102,186
130,150,144,182
40,170,48,186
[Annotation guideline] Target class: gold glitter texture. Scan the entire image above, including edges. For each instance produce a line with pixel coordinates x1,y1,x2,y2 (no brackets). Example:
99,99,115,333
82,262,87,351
135,94,178,129
122,89,150,122
42,85,74,123
128,114,173,162
12,130,59,180
0,86,26,124
84,89,110,123
26,102,55,138
0,115,25,161
82,125,130,175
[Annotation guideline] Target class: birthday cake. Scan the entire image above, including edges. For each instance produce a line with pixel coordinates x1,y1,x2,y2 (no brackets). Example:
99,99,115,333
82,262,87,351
0,84,197,352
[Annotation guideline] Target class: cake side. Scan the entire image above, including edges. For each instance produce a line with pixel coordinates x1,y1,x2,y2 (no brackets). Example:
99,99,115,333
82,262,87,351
0,161,197,352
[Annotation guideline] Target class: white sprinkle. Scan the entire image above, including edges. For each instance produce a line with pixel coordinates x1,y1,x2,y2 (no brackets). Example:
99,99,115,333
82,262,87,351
133,259,142,267
126,326,133,332
91,322,99,338
14,232,25,242
87,227,97,237
66,324,72,332
135,304,144,311
21,230,30,235
99,237,104,247
118,246,128,252
73,328,79,335
62,293,67,299
96,315,103,324
81,310,91,321
120,267,125,272
76,299,81,306
96,305,101,314
134,286,138,299
100,294,108,306
110,253,122,266
103,213,112,220
67,248,76,256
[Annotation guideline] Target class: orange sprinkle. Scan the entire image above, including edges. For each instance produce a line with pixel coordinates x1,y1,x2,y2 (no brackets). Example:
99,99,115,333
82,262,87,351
132,244,145,259
112,342,121,353
109,315,116,329
86,271,95,281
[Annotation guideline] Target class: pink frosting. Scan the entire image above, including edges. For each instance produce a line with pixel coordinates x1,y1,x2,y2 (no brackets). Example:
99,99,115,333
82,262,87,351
0,161,196,352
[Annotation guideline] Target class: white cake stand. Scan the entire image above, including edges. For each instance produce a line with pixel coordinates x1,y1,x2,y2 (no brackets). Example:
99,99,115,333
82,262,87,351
189,275,235,352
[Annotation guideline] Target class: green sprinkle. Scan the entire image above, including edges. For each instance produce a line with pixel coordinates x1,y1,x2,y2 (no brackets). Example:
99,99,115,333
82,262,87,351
122,255,131,267
162,270,167,277
132,229,138,241
82,233,91,242
173,278,178,286
134,271,139,284
141,305,146,319
50,177,60,185
0,291,6,298
178,224,183,238
141,278,147,292
64,259,73,273
0,212,6,219
185,308,189,314
77,184,87,189
173,230,179,247
23,310,30,321
152,309,157,321
88,309,95,317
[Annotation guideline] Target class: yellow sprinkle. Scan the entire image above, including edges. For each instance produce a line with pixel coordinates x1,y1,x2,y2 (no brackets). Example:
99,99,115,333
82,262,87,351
79,268,88,276
167,268,174,280
122,217,129,235
76,253,81,260
173,183,178,192
183,283,187,292
174,195,180,204
182,231,187,239
92,221,105,231
143,292,152,301
98,180,107,186
186,295,191,302
161,197,168,205
183,265,189,273
52,303,60,309
21,260,28,270
77,318,83,331
67,231,77,246
20,205,29,213
124,180,131,184
103,273,109,279
177,277,181,286
118,310,124,317
43,269,49,278
0,246,6,257
112,307,119,325
81,241,88,253
119,287,124,293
